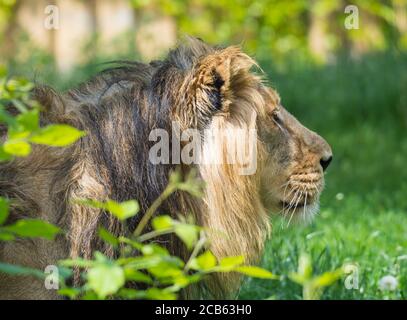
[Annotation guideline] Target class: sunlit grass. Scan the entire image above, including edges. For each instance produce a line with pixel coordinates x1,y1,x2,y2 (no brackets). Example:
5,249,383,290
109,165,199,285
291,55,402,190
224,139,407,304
240,52,407,300
240,198,407,299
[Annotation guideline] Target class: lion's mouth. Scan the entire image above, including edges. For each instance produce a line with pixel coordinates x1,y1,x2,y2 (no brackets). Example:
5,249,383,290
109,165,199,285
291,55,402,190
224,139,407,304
275,193,320,223
279,200,307,209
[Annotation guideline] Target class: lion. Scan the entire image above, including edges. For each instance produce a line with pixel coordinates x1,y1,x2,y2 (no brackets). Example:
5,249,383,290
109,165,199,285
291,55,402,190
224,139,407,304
0,37,332,299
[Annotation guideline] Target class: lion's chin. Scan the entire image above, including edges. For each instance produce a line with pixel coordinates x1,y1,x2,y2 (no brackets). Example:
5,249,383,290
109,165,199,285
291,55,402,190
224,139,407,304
271,200,320,224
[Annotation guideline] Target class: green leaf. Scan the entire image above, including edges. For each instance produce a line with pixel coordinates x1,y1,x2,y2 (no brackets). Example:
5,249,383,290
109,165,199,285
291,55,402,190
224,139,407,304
4,219,61,240
117,288,147,299
141,243,170,256
105,200,139,220
118,237,143,250
152,215,174,231
0,262,45,278
94,251,109,263
8,128,31,139
98,227,119,247
59,258,95,268
0,108,16,126
173,273,202,287
58,288,81,299
16,109,39,132
76,199,139,221
289,272,307,285
235,266,279,279
6,78,33,93
87,264,125,299
117,256,161,270
0,197,10,225
174,223,199,250
145,256,184,276
74,198,105,209
191,251,217,271
147,261,184,279
168,170,182,185
3,139,31,156
298,253,312,279
124,268,153,284
0,65,6,77
177,169,205,198
11,99,28,113
145,288,177,300
82,291,100,300
219,255,245,268
168,169,204,198
311,268,344,288
0,146,13,162
0,231,15,241
57,266,73,280
30,124,85,147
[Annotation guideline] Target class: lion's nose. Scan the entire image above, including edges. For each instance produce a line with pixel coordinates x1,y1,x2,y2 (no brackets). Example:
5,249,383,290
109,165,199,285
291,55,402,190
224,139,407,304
320,155,332,172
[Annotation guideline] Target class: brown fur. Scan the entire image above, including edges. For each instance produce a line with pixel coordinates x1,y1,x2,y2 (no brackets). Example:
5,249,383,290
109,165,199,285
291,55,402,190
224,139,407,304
0,38,332,299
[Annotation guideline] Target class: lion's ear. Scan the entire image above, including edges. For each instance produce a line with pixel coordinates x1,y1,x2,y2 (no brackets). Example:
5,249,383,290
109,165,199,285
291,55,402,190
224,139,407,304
190,47,255,112
174,46,255,128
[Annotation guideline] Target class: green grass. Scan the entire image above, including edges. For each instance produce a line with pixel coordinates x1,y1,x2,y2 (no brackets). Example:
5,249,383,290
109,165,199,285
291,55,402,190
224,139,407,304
239,51,407,300
239,201,407,299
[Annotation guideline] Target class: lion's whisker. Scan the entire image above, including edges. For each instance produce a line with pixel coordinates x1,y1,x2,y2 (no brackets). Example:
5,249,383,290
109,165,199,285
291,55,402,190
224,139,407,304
285,188,302,227
280,181,292,205
279,180,291,190
302,187,308,222
283,188,300,216
287,189,303,227
312,182,321,194
282,185,297,205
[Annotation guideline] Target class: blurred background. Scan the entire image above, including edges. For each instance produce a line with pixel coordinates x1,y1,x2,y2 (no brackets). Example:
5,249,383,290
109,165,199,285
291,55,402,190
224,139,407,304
1,1,406,74
1,0,406,299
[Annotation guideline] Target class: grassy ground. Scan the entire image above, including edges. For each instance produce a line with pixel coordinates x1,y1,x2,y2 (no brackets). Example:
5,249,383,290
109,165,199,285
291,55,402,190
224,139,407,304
8,48,407,299
240,51,407,299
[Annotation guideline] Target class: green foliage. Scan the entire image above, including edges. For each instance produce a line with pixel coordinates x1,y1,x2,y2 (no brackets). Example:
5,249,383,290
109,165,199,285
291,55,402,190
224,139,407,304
289,253,344,300
75,199,140,221
0,68,87,285
0,197,9,225
57,170,279,300
0,193,61,242
1,219,61,240
0,262,46,279
29,124,86,147
0,67,82,244
0,66,85,159
236,266,280,280
0,192,61,277
87,253,126,299
191,251,217,271
130,0,406,63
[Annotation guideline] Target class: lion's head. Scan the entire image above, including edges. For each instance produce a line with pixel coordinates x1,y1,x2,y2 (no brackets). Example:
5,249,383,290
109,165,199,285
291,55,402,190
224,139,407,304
258,89,333,223
166,38,332,225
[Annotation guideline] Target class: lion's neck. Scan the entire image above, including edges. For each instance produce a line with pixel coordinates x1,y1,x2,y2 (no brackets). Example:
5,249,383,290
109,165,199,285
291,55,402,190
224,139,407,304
199,164,270,263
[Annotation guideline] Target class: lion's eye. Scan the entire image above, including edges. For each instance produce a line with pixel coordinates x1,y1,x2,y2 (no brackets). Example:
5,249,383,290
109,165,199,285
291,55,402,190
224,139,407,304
272,109,282,125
